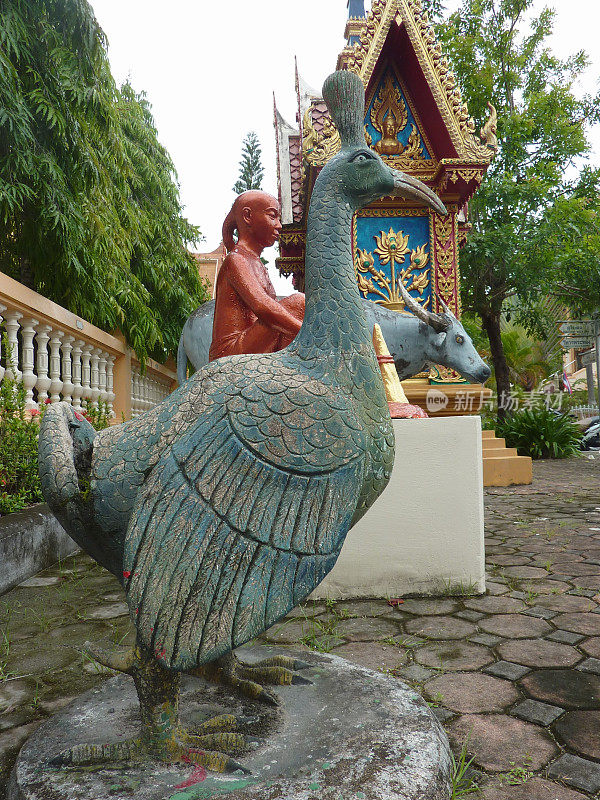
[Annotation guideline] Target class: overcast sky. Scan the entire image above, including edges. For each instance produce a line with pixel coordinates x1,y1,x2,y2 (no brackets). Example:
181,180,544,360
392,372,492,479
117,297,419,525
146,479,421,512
91,0,600,294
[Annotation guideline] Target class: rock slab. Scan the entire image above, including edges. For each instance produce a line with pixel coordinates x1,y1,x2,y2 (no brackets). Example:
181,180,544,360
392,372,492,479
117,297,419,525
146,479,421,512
8,647,451,800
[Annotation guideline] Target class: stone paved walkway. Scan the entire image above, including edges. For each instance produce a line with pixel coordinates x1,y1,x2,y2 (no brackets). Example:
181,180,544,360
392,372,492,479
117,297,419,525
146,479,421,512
1,458,600,798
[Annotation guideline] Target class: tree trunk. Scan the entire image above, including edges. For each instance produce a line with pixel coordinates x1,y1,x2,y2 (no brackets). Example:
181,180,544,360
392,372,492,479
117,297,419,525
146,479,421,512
19,256,34,289
481,310,512,423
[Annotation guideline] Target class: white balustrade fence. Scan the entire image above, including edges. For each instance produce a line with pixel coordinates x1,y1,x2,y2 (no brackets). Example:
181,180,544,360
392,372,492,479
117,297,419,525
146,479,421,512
131,365,173,418
571,405,598,420
0,310,116,416
0,272,177,421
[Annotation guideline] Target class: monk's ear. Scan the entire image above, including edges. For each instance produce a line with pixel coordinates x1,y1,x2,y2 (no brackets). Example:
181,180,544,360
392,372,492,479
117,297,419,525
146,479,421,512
241,206,253,226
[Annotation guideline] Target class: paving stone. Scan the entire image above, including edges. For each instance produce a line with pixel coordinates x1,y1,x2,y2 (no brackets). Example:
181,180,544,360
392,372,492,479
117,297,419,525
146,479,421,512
9,643,78,674
484,660,530,680
522,605,558,619
571,578,600,590
396,598,460,616
102,591,126,602
414,641,493,672
283,605,326,621
511,698,565,726
335,616,401,642
431,706,454,724
85,602,129,620
468,632,502,647
464,595,526,614
393,663,433,684
263,619,313,644
521,579,572,594
581,637,600,657
576,657,600,674
446,713,559,772
496,639,582,669
546,630,586,646
547,753,600,794
488,554,532,566
455,609,485,622
404,615,477,640
520,669,600,709
509,590,529,600
424,673,518,713
19,576,61,587
556,563,600,576
552,612,600,636
503,566,549,578
0,722,41,758
478,776,588,799
536,594,597,612
554,710,600,763
334,600,388,618
0,680,30,715
485,581,509,595
479,614,552,639
540,554,585,565
331,642,408,673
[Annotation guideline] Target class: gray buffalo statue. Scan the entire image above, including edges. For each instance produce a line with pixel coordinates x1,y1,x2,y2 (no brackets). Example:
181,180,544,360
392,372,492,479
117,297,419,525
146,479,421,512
177,281,491,386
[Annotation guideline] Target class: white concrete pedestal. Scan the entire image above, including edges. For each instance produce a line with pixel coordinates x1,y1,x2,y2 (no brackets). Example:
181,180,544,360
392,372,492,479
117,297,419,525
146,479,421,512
312,416,485,599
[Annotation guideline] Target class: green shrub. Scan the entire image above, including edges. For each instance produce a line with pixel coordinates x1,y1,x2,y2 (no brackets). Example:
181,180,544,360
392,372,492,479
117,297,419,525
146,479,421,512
497,406,581,460
0,378,43,515
0,370,110,515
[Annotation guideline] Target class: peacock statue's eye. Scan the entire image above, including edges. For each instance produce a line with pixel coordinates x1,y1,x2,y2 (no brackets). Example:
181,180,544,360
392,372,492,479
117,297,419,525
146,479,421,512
456,335,464,344
352,153,370,163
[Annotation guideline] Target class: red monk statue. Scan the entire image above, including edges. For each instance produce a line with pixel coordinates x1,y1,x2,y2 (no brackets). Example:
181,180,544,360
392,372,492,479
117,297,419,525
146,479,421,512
209,191,305,362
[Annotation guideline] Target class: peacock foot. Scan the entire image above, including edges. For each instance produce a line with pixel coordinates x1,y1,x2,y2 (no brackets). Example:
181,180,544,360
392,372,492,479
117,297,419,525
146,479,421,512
190,651,312,706
49,642,257,773
49,714,256,772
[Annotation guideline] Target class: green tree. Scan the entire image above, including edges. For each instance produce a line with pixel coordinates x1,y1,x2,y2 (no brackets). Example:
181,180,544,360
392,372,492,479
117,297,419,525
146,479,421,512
0,0,207,362
233,131,264,194
434,0,600,418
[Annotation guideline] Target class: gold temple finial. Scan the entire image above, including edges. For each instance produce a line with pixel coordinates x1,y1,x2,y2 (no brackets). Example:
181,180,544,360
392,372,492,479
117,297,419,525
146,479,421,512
372,324,408,404
480,102,498,150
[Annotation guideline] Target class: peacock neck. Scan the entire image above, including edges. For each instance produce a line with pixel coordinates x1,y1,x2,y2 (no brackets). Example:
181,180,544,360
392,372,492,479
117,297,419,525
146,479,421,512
289,179,372,362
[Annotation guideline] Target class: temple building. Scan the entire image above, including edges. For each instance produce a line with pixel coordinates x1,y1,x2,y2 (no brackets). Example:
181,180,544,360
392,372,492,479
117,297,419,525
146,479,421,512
274,0,498,414
192,242,226,299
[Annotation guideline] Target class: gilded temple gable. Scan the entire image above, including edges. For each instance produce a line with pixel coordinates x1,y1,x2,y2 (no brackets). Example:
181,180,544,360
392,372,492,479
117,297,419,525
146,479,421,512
337,0,495,165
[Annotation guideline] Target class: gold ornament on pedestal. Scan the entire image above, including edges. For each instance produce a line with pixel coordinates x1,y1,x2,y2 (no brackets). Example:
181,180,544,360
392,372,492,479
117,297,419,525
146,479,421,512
372,324,428,419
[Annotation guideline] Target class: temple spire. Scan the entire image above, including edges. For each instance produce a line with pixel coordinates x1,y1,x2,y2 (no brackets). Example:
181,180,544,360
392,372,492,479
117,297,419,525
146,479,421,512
345,0,367,45
347,0,365,17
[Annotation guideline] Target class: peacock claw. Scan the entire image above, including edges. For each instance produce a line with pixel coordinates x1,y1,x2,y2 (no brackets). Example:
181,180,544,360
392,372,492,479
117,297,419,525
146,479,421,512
191,651,313,706
291,674,312,686
290,659,312,671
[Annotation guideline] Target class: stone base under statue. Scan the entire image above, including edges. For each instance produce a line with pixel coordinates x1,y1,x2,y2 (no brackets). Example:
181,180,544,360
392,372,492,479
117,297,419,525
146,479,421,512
313,416,485,599
9,647,451,800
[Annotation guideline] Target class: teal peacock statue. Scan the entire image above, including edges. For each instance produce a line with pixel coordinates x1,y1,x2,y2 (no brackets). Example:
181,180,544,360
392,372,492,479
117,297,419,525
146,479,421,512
38,70,446,772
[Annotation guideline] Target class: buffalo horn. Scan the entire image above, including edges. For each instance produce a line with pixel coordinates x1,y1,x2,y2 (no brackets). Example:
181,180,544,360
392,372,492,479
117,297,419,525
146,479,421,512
399,281,449,333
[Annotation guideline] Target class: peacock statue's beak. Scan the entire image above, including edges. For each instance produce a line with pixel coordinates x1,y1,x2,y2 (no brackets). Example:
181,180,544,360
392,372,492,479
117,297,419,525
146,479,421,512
391,171,447,216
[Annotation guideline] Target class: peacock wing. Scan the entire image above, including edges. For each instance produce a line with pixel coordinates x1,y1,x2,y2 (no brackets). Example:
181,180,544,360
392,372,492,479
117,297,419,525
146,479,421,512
123,363,366,672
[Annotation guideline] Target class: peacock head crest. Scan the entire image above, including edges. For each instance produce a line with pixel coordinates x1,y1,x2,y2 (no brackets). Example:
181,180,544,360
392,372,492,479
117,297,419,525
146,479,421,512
321,71,446,216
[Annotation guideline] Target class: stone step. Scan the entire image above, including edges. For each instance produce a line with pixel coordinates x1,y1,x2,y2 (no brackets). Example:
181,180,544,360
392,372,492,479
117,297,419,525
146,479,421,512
482,437,506,450
483,447,520,459
481,428,532,486
483,454,533,487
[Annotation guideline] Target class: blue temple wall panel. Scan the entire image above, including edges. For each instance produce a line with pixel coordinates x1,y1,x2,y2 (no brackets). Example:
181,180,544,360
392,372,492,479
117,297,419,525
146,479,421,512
353,212,432,310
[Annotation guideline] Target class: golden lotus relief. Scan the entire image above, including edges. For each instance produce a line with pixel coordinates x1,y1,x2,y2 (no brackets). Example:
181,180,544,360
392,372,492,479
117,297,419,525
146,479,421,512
355,227,431,310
